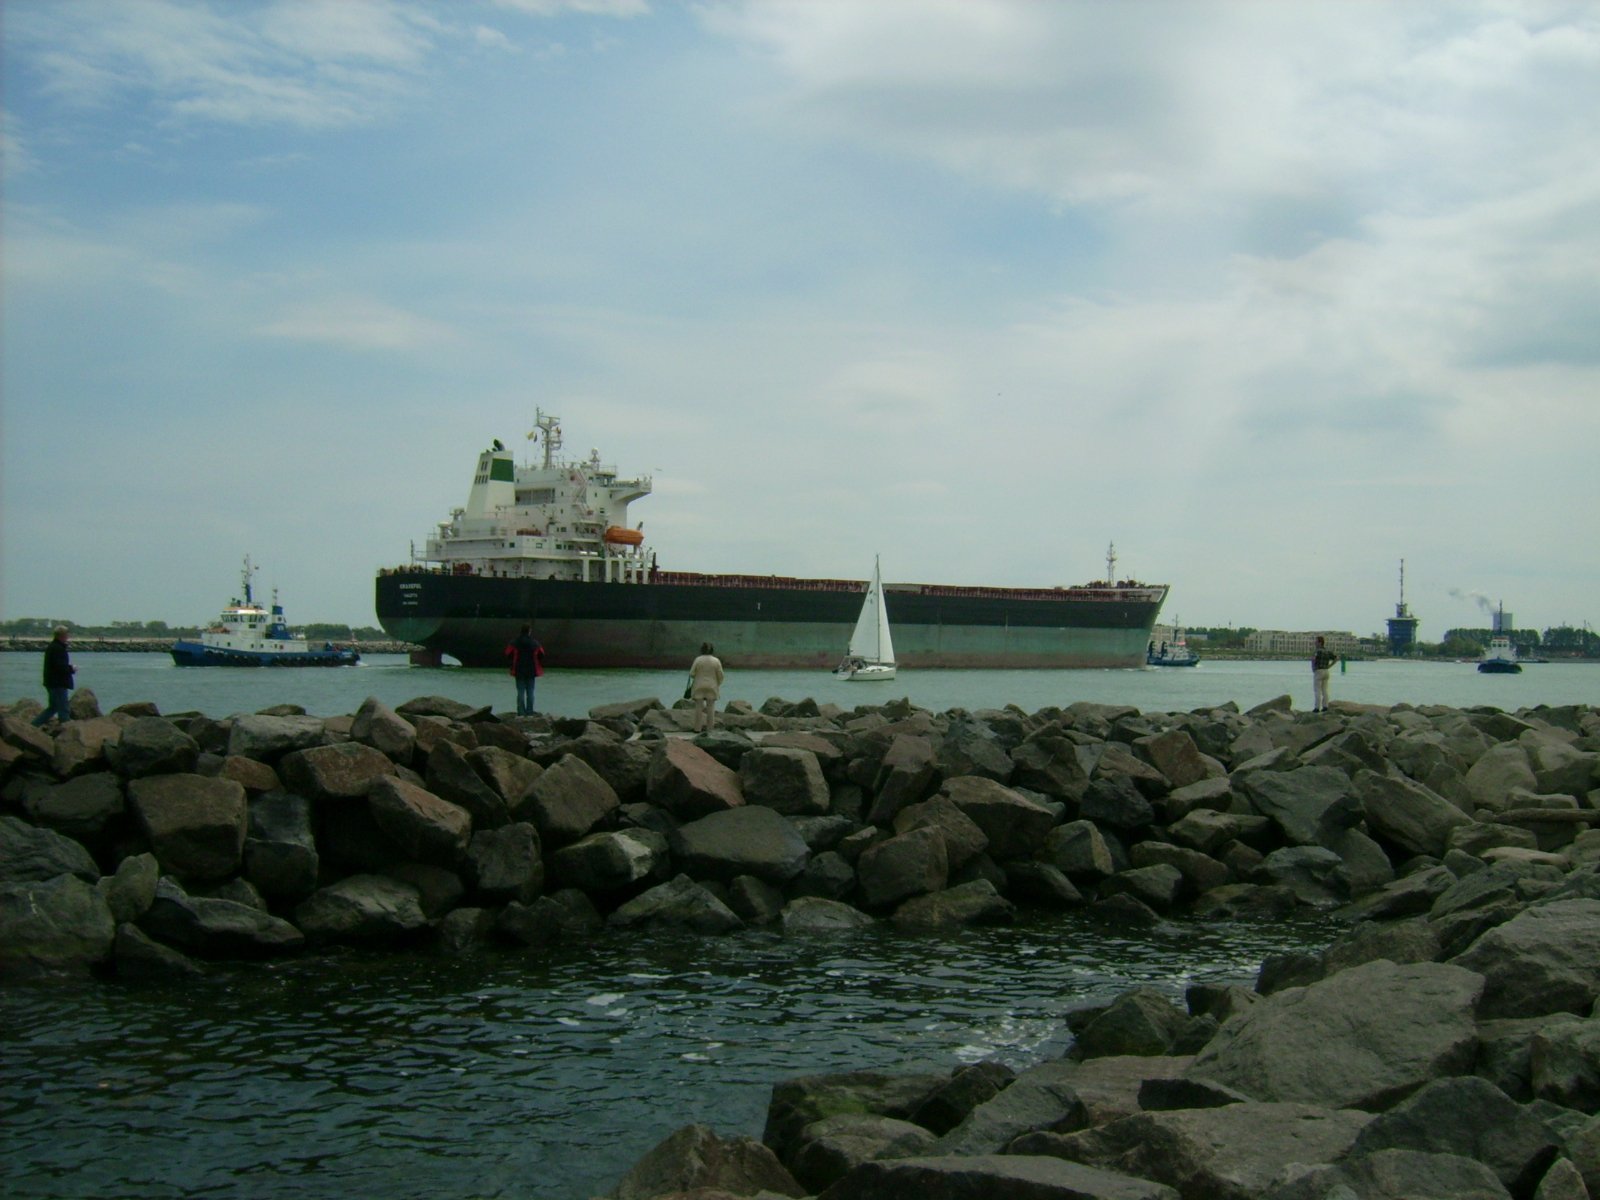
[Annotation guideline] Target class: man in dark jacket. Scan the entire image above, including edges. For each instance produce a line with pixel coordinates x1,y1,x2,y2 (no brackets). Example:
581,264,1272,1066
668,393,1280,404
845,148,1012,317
32,625,75,727
505,624,545,715
1310,636,1338,712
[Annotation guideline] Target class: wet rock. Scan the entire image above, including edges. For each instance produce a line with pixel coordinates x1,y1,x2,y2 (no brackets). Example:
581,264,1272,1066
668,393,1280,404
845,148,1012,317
19,772,125,847
820,1154,1180,1200
367,775,472,866
1452,899,1600,1018
127,773,247,884
462,821,543,903
740,746,831,816
940,776,1056,862
674,805,810,885
892,879,1014,932
0,873,115,975
857,825,948,909
780,896,873,934
1187,958,1484,1110
244,791,319,901
140,876,304,958
788,1114,938,1193
422,739,508,828
648,738,745,820
294,874,428,945
278,741,397,804
107,716,200,779
547,828,669,894
1047,1102,1373,1200
524,754,620,846
226,713,328,762
604,1123,804,1200
607,873,742,934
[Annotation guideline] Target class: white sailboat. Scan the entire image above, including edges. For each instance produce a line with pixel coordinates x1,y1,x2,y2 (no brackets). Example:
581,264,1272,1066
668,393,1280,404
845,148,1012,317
834,557,897,681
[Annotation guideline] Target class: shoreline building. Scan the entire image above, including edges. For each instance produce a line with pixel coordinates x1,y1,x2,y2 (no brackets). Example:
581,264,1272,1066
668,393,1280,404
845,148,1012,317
1244,629,1364,657
1387,560,1421,657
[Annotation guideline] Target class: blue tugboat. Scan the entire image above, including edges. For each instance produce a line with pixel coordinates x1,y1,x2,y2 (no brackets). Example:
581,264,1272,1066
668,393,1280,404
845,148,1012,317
171,558,360,667
1147,628,1200,667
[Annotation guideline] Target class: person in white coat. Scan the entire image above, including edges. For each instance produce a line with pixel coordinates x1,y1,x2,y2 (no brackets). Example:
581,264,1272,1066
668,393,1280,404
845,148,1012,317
688,642,724,733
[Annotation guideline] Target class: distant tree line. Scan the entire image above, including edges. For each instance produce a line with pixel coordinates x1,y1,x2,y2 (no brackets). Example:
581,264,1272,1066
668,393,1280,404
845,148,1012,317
1187,624,1598,660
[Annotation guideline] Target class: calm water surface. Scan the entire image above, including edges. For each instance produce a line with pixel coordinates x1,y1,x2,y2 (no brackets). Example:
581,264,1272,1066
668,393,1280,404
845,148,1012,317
3,653,1596,720
2,915,1337,1200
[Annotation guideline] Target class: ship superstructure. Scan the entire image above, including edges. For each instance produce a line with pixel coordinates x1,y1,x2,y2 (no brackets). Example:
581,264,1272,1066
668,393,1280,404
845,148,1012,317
422,411,654,585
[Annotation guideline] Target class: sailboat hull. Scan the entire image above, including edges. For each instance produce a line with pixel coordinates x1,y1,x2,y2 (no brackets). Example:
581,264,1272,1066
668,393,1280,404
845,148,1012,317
834,663,897,681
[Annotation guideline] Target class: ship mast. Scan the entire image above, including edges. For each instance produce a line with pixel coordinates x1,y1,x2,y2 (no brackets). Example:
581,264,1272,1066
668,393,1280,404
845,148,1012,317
1105,541,1118,584
529,409,562,470
240,555,257,605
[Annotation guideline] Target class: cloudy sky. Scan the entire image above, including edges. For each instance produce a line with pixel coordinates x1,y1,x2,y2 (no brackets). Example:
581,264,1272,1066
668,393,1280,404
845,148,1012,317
3,0,1597,641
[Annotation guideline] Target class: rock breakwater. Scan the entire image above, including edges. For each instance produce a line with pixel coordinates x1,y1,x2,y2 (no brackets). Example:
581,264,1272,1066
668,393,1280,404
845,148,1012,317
3,690,1599,1198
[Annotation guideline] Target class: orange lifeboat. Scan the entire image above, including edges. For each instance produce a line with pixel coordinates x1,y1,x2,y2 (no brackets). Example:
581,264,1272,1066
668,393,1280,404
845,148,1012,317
603,526,644,546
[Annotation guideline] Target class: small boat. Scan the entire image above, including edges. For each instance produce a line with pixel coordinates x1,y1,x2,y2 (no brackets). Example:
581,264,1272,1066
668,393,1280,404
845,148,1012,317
1476,601,1522,674
1147,629,1200,667
171,557,360,667
1477,634,1522,674
833,556,896,681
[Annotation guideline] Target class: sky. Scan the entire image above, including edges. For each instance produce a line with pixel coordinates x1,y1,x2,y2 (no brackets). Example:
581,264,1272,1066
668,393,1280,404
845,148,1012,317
3,0,1598,641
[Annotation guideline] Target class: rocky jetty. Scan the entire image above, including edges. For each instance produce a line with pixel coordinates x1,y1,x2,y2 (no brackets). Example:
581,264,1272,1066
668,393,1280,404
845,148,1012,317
3,689,1599,1198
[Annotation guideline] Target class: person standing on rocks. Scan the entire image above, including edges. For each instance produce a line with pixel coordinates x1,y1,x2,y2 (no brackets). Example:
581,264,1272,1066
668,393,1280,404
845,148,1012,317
506,624,545,716
688,641,724,734
31,625,75,728
1310,635,1338,713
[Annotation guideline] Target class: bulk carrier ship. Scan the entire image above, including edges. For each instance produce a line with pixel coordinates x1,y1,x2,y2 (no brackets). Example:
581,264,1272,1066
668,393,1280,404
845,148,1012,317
375,412,1169,670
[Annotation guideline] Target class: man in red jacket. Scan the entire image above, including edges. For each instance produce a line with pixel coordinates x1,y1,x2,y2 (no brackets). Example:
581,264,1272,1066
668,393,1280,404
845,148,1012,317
505,624,545,715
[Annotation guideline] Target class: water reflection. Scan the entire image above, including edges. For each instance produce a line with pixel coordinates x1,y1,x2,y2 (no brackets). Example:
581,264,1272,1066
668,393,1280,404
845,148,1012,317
2,912,1337,1200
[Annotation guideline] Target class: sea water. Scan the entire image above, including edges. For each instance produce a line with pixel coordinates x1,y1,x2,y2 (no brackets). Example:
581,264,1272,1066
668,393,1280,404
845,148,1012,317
2,654,1594,1199
4,652,1597,720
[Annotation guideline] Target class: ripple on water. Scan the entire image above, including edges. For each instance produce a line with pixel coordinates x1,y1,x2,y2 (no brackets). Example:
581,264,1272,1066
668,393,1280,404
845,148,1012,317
0,911,1338,1200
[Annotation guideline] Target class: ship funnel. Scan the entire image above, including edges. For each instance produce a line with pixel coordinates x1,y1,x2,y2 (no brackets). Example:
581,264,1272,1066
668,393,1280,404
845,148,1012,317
466,445,516,517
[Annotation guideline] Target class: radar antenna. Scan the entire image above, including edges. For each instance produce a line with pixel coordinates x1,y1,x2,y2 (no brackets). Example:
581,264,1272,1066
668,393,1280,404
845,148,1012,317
1105,541,1118,584
527,409,562,470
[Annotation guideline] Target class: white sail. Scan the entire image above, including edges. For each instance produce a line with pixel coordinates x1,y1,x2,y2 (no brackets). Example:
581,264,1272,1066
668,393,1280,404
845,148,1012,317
837,557,895,679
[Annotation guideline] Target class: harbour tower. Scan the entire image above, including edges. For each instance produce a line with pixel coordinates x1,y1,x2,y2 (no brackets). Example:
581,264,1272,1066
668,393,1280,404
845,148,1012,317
1386,560,1421,656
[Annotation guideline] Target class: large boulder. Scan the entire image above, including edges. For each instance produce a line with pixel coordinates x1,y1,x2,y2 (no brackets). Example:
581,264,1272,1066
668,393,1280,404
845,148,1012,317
462,822,543,903
741,746,831,816
349,696,416,762
606,874,742,934
674,806,810,885
867,734,939,824
1357,769,1474,858
1238,765,1354,846
1452,899,1600,1018
0,814,100,884
466,745,543,818
139,877,304,958
604,1122,803,1200
278,741,396,803
1262,1148,1512,1200
940,776,1057,862
294,875,429,944
788,1113,938,1193
104,715,200,778
525,754,620,846
1466,744,1539,814
1344,1075,1560,1196
367,776,472,866
1187,958,1485,1110
244,791,319,901
1043,1102,1373,1200
647,738,744,819
226,713,328,761
893,796,989,870
422,740,507,828
128,773,247,884
818,1155,1179,1200
857,826,949,909
1010,733,1092,801
893,879,1016,931
0,873,116,975
1134,729,1214,790
50,715,124,778
547,829,669,894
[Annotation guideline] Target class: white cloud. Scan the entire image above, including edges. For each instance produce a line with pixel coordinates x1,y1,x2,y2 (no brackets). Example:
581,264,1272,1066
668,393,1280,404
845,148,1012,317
257,296,460,351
